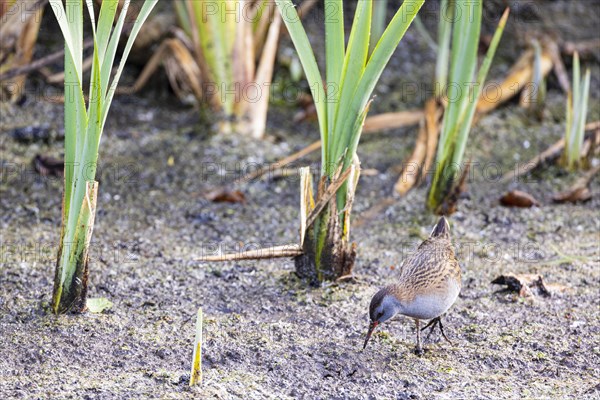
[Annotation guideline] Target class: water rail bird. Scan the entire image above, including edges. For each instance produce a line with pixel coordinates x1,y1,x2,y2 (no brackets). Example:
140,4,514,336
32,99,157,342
363,216,461,355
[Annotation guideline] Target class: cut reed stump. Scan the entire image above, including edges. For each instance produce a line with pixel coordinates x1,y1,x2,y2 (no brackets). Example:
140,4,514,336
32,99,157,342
293,164,359,284
294,200,357,283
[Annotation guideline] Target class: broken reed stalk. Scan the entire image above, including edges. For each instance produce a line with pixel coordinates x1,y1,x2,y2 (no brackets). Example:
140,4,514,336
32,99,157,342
189,308,203,387
395,118,428,195
294,161,360,282
427,5,509,215
50,0,157,314
363,110,423,133
394,98,442,195
197,244,302,262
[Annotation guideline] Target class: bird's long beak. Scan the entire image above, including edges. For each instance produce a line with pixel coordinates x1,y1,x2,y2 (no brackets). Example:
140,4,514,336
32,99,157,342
363,320,378,350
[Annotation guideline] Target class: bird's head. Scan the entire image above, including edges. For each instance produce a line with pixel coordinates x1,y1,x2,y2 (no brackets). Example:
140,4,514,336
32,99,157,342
430,216,450,239
363,287,402,350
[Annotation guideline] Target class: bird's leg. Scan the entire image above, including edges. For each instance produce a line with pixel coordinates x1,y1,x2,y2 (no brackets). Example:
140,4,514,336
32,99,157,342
421,317,440,341
414,319,424,355
421,317,454,345
438,318,454,345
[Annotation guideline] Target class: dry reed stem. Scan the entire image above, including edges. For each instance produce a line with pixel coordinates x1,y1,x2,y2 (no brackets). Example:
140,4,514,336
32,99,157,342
196,244,303,262
394,118,427,195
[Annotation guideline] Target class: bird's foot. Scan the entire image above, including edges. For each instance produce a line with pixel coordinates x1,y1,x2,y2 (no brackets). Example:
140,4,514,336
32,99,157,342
421,317,440,340
414,347,425,356
421,317,454,345
439,320,454,346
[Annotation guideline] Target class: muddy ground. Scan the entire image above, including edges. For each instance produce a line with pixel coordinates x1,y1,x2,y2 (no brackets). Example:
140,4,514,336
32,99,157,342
1,1,600,399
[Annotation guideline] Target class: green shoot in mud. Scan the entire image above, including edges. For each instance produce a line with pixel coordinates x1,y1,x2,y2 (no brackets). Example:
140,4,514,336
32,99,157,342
276,0,424,282
427,3,508,215
174,0,282,138
50,0,157,314
189,307,203,386
562,52,591,170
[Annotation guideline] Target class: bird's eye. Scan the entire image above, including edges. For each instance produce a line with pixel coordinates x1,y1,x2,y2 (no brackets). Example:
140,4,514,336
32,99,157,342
377,312,384,320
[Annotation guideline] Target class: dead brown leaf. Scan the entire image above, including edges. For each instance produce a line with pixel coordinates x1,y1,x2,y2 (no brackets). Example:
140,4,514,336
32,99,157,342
204,189,246,204
500,190,540,208
552,187,592,204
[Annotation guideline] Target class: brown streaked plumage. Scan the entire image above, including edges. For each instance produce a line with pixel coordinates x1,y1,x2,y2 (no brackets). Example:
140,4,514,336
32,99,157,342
363,216,461,355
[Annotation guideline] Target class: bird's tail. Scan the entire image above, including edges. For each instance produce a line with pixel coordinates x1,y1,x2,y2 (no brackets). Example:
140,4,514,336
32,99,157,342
430,216,450,238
